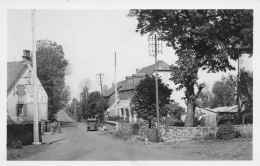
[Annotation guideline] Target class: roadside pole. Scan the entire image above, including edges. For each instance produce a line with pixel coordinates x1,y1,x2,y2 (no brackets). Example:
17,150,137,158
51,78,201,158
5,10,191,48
97,73,104,124
32,9,41,145
148,34,163,142
115,52,117,116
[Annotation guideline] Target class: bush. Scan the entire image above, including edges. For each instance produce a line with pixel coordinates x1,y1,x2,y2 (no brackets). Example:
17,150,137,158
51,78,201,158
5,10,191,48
132,123,140,135
11,140,23,149
192,133,203,141
216,121,237,140
203,132,216,140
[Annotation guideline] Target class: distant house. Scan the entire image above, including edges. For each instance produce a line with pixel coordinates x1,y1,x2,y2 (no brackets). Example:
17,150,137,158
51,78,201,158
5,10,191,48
7,50,48,123
105,60,173,122
103,80,126,116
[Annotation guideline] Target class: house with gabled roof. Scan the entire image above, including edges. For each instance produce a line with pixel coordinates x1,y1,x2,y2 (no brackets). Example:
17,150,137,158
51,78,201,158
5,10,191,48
105,60,175,122
7,50,48,123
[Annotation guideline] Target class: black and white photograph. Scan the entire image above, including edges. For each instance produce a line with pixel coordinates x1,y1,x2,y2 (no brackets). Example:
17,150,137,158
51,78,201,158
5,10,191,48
0,0,259,164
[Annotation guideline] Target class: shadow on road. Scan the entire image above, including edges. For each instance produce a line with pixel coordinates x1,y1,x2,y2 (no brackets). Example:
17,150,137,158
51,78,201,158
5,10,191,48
60,121,78,127
48,138,66,145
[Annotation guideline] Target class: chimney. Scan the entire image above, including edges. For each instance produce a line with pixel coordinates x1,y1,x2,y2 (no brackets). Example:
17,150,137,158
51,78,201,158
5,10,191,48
22,50,31,62
136,68,140,73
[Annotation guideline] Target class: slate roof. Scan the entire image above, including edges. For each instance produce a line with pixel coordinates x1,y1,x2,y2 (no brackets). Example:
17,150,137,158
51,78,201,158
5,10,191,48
119,60,171,92
118,85,135,92
7,61,26,91
103,80,126,97
138,60,171,75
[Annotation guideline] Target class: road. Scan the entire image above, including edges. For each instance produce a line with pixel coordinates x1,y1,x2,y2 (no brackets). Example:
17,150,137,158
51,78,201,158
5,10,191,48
23,110,209,160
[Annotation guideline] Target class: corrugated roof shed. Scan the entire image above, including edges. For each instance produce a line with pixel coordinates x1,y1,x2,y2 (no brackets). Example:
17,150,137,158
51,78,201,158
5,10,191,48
212,105,238,113
7,61,26,91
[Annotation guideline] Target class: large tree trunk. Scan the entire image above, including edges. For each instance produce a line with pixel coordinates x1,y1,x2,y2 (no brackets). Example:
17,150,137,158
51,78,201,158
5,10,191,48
185,99,196,127
184,84,196,127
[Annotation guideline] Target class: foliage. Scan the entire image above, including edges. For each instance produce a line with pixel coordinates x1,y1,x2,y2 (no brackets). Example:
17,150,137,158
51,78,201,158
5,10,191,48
238,69,253,123
37,39,71,120
216,121,240,140
85,91,101,118
203,132,216,140
132,123,140,135
79,78,91,119
130,75,172,128
82,91,109,121
129,9,253,127
196,84,214,108
162,102,185,120
211,75,237,108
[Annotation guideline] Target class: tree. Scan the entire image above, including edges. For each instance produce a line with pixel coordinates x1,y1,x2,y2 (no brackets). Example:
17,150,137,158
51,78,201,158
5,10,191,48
36,39,71,120
85,91,101,118
130,75,172,128
211,75,237,108
79,78,91,119
238,69,253,123
128,9,253,126
163,102,185,120
196,83,214,109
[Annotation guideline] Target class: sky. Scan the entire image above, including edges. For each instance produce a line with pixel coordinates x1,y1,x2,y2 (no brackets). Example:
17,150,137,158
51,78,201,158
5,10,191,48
7,9,242,107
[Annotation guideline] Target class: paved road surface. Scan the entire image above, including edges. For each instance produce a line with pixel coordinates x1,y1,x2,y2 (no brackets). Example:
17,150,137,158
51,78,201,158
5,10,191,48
23,110,209,160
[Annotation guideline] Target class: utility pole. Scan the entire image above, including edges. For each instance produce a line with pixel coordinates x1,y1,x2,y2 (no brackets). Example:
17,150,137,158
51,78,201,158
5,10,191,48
148,34,163,142
115,52,117,116
97,73,104,124
32,9,41,145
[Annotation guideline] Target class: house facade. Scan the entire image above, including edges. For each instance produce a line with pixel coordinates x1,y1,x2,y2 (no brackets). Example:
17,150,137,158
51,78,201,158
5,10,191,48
7,50,48,123
105,60,174,122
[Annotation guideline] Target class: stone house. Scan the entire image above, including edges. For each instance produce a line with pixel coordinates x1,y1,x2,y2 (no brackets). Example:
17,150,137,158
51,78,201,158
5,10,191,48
7,50,48,123
105,60,174,122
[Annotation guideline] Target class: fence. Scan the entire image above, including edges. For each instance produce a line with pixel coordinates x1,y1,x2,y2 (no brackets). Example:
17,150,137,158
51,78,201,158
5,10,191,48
7,122,42,147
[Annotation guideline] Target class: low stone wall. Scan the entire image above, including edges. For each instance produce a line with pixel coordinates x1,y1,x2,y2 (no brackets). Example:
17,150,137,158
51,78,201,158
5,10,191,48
160,126,217,142
234,124,253,136
120,123,132,134
160,124,253,142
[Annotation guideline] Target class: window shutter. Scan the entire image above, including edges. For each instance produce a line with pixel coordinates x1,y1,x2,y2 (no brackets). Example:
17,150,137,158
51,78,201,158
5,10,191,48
23,104,27,116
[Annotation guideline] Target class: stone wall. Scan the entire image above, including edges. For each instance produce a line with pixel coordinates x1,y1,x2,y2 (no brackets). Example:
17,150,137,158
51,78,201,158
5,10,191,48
160,124,253,142
234,124,253,137
160,126,217,142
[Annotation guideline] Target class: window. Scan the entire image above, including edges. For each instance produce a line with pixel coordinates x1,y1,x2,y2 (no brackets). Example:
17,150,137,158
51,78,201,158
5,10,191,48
16,104,27,116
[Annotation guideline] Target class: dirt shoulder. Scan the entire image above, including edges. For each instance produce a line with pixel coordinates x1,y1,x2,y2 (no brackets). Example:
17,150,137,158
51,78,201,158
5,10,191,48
7,144,49,160
99,131,253,160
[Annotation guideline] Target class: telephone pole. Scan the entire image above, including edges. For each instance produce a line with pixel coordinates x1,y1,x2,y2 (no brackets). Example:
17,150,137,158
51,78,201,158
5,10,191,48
148,34,163,142
32,9,41,145
97,73,104,124
115,52,118,116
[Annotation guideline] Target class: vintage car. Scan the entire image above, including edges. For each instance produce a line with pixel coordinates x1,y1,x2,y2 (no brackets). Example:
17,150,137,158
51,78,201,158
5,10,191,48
87,119,98,131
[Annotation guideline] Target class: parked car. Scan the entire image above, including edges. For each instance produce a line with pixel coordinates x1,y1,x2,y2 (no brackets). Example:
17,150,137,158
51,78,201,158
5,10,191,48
87,119,98,131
